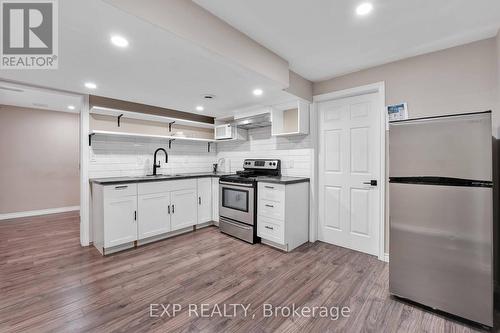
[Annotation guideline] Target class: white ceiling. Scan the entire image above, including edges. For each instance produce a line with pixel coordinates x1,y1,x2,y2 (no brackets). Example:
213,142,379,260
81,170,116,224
0,0,295,118
0,82,82,113
195,0,500,81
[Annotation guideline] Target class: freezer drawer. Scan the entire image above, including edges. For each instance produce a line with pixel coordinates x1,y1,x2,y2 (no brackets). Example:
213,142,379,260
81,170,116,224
389,112,492,181
389,183,493,326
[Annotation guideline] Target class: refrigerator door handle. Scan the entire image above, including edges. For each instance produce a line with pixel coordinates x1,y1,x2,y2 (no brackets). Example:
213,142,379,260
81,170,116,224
363,180,378,186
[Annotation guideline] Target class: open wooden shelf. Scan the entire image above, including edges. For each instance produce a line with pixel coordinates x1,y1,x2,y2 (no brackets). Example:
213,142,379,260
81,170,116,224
89,130,216,142
90,106,215,129
88,130,216,148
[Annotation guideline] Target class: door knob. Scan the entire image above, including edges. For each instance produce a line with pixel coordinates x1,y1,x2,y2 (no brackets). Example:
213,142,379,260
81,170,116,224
363,180,378,186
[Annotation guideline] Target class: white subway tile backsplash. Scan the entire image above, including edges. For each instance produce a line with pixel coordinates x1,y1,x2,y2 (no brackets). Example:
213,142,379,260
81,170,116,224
217,126,313,177
90,126,313,179
89,135,217,178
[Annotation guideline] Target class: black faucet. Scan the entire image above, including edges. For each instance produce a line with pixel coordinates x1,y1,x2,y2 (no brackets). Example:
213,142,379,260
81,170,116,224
153,148,168,176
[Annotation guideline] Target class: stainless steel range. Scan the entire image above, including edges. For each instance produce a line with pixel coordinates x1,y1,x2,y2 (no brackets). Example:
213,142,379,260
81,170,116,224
219,159,281,243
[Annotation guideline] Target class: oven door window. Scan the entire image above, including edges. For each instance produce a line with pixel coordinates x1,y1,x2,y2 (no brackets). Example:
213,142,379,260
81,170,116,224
222,187,249,212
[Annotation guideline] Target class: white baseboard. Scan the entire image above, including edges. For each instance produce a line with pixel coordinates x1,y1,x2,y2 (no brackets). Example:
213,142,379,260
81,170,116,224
0,206,80,221
379,253,389,262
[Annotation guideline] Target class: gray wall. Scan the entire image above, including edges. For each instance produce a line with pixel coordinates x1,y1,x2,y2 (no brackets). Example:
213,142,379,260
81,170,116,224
0,105,80,214
314,38,498,132
313,37,499,253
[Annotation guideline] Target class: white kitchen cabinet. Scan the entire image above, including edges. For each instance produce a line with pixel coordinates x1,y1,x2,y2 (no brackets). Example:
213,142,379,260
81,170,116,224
105,195,137,248
137,192,171,239
92,177,213,255
197,178,212,224
211,177,219,224
257,181,309,252
171,189,198,231
92,183,138,254
271,100,310,136
138,179,197,235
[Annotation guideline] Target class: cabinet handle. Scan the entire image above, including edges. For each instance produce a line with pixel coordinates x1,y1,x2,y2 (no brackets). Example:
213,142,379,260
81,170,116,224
264,186,274,189
134,210,137,221
168,205,170,214
115,185,128,190
265,225,274,230
199,197,201,205
265,204,274,208
172,205,175,214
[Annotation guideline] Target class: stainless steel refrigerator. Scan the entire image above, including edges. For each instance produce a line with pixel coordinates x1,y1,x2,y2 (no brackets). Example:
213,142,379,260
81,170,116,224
389,111,493,327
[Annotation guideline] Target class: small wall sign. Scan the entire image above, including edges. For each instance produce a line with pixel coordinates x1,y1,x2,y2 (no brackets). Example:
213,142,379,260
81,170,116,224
387,103,408,122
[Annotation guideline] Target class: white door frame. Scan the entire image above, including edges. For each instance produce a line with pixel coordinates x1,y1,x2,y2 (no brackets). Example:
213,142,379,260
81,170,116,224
312,81,386,261
80,95,90,246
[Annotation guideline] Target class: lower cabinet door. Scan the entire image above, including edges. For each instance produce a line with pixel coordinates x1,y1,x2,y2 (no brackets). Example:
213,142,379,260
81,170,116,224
211,178,219,223
104,196,137,248
197,178,212,224
138,192,171,239
171,189,198,231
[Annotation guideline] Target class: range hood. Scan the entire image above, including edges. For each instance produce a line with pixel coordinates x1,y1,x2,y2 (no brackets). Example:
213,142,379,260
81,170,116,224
234,113,271,129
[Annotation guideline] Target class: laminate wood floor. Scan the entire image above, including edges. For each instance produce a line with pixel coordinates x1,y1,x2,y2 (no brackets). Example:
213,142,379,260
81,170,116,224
0,212,489,333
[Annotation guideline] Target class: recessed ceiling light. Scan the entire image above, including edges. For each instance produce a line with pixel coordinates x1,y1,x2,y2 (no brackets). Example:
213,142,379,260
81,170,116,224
253,88,263,96
196,105,204,111
68,105,76,110
356,3,373,16
110,35,129,48
84,82,97,89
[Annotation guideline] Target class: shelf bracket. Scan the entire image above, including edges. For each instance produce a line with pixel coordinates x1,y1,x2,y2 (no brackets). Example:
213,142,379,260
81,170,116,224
207,142,211,152
168,121,175,132
88,133,95,146
168,139,175,149
117,114,123,127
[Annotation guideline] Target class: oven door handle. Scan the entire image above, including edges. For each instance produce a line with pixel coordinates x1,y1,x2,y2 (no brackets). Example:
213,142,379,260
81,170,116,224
219,181,255,188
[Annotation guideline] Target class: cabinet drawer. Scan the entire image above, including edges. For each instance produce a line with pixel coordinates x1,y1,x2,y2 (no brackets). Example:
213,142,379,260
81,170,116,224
138,181,170,195
104,183,137,198
138,179,196,195
258,216,284,244
258,199,284,220
258,183,285,203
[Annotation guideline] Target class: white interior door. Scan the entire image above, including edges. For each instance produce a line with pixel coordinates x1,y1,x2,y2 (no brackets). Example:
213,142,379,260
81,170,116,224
318,93,381,256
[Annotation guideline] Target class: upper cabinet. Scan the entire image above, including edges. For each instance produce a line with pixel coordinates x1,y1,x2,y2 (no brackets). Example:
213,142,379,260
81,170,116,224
271,100,310,136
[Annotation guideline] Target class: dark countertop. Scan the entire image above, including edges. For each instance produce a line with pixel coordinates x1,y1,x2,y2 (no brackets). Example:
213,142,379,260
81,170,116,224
90,172,232,185
255,176,310,185
90,173,310,186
